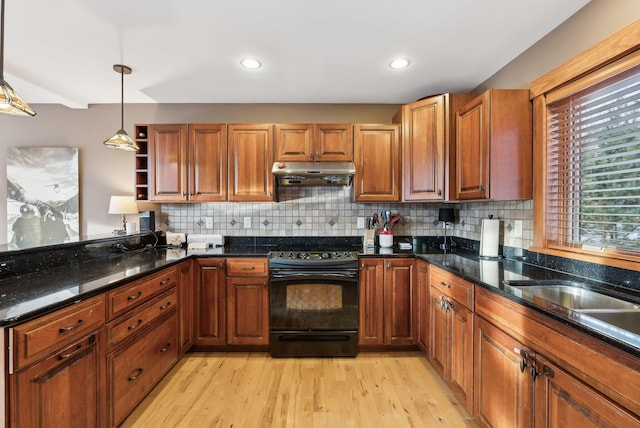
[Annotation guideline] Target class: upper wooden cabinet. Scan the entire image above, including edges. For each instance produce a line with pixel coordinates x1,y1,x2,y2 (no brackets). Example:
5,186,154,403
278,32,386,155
274,123,353,162
353,124,401,202
228,124,275,201
147,124,227,202
395,94,474,201
455,89,532,201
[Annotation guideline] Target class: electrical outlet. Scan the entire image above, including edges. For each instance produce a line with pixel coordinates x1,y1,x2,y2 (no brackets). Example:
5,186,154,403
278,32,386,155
356,217,365,229
205,217,213,228
244,217,251,229
513,220,523,238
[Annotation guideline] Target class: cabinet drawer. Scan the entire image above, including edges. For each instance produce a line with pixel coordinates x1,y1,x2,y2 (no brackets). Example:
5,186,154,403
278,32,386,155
107,267,177,320
430,266,474,310
108,311,178,427
10,294,105,371
226,258,268,277
106,287,178,351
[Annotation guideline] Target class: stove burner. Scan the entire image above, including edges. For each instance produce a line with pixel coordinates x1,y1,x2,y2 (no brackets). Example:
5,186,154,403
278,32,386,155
271,251,357,261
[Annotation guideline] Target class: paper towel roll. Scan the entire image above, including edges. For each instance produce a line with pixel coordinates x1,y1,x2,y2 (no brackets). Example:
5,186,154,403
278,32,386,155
480,219,500,257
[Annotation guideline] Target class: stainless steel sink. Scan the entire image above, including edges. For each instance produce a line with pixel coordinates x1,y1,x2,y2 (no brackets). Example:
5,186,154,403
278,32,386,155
503,279,640,349
504,280,640,311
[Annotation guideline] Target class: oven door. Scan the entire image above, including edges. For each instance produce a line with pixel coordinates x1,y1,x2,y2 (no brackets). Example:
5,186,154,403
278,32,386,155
269,269,358,331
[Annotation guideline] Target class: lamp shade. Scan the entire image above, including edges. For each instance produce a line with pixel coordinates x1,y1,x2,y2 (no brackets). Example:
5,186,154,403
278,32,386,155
108,196,138,215
437,208,455,223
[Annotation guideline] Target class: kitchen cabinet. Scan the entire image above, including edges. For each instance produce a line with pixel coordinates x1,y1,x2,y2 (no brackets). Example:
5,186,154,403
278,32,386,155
9,295,106,428
394,93,474,201
146,124,227,202
429,265,474,411
353,124,401,202
228,124,275,201
274,123,353,162
105,266,179,427
474,316,534,428
455,89,532,200
359,258,416,346
178,260,194,356
475,285,640,427
226,258,269,346
193,258,227,347
415,259,430,355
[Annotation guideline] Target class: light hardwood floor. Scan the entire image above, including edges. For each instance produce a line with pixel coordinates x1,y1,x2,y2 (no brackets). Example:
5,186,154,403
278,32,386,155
122,351,476,428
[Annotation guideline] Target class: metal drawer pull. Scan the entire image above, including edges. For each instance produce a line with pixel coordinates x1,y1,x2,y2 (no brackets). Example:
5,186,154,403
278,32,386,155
128,291,143,301
59,319,84,333
128,368,144,381
159,278,172,285
440,281,451,289
160,301,172,310
128,319,144,330
160,343,171,353
58,344,83,360
240,266,256,270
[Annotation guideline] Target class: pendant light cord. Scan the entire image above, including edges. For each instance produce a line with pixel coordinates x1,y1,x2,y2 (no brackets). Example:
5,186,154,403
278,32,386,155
1,0,5,80
120,66,124,129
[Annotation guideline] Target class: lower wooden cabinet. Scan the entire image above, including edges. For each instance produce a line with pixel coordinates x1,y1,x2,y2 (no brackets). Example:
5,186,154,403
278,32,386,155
359,258,416,346
416,259,430,355
193,258,227,346
226,276,269,345
10,330,106,428
429,265,474,411
474,316,533,428
178,260,194,355
107,311,178,427
475,286,640,427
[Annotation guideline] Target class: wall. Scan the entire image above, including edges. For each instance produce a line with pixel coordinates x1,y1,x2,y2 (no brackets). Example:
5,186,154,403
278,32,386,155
1,0,638,250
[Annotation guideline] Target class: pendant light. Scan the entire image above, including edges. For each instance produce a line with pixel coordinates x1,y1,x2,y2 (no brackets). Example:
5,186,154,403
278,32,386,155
103,64,139,151
0,0,36,116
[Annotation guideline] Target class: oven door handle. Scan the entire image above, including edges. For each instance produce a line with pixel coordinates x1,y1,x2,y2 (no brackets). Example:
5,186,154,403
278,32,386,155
270,271,358,280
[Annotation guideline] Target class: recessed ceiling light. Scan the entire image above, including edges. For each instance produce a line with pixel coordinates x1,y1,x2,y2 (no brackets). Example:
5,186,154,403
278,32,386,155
389,58,410,70
240,58,262,69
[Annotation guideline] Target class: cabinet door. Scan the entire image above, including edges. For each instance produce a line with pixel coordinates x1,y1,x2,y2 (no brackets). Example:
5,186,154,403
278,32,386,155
401,96,445,201
358,258,385,345
227,277,269,345
416,260,430,355
188,124,227,202
474,316,533,428
314,124,353,161
178,260,193,355
384,258,416,345
534,355,640,428
274,124,313,161
429,287,448,378
11,331,106,428
228,124,274,201
456,94,489,200
148,124,189,202
450,302,474,410
193,258,226,346
353,124,401,202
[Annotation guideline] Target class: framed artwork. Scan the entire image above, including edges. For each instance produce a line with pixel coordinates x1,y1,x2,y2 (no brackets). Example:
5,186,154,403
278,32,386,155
6,147,79,248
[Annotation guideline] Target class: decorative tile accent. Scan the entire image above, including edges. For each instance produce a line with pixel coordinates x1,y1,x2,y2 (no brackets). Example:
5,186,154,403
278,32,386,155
329,219,335,226
263,219,270,227
296,220,303,226
196,219,204,227
230,219,236,226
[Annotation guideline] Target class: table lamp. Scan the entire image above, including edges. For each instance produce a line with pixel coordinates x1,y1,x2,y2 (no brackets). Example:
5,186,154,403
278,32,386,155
109,196,138,234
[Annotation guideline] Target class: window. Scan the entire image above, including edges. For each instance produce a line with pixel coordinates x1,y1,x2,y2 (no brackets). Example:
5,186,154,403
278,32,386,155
543,58,640,260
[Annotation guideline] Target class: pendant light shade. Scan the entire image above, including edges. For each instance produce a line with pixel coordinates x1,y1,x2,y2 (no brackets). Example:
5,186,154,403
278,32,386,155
0,0,36,116
103,64,139,151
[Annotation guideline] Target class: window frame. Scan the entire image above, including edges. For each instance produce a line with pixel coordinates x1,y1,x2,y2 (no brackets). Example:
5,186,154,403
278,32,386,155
531,19,640,271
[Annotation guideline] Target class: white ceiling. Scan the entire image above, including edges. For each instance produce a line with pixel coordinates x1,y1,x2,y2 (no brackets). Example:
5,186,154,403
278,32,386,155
3,0,590,108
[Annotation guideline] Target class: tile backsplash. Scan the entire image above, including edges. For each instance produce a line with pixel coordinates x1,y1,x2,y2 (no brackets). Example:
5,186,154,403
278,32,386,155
161,187,533,250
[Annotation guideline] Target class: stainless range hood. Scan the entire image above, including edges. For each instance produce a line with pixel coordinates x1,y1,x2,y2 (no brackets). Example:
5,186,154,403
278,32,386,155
272,161,356,186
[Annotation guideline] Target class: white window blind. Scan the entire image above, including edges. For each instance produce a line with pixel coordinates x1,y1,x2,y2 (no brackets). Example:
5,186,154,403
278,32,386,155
546,63,640,255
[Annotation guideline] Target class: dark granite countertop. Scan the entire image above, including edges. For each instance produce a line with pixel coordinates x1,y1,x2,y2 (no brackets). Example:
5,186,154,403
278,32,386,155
1,242,639,358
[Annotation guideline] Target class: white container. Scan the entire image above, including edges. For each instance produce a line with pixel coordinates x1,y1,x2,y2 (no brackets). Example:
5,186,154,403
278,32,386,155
379,231,394,248
125,222,137,234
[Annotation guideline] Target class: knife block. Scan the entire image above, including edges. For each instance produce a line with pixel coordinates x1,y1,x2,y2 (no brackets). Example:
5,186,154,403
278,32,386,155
363,229,375,249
